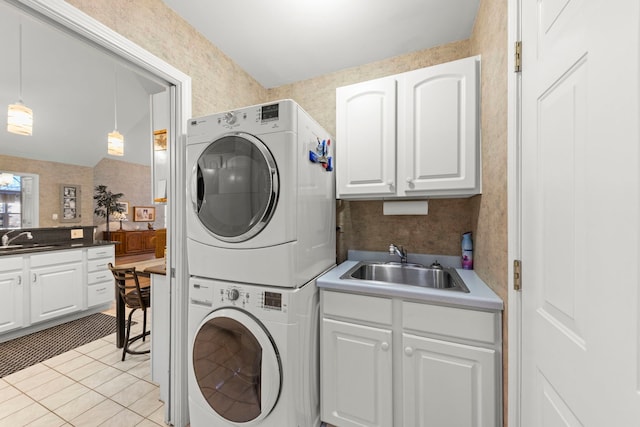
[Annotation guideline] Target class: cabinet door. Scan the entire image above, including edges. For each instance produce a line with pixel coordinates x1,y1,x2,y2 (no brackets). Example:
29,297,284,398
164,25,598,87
126,232,144,253
108,231,126,256
31,262,83,323
321,318,393,427
336,77,397,198
0,270,24,333
402,333,498,427
397,56,480,196
144,231,156,251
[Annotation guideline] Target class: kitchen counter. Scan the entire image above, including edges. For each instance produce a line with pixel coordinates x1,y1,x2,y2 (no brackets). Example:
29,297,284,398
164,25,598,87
0,240,114,256
318,250,503,311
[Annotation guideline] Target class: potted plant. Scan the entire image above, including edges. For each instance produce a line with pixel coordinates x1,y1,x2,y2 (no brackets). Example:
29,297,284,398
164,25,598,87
93,185,124,240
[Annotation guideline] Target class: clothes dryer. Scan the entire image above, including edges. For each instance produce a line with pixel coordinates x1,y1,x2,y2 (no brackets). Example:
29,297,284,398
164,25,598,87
187,276,320,427
186,100,335,287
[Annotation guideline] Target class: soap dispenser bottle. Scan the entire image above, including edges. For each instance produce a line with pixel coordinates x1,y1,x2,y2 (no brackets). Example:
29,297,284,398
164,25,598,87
461,232,473,270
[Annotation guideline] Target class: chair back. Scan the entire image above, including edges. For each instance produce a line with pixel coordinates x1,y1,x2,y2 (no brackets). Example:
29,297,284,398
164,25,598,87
108,263,150,310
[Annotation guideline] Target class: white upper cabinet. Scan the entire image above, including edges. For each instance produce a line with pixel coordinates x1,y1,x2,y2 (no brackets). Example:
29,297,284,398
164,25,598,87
336,56,480,199
336,77,397,197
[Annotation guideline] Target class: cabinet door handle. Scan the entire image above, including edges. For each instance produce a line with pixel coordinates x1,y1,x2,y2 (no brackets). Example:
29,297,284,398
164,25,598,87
32,273,37,283
17,275,22,286
406,177,414,183
381,342,390,351
404,346,414,356
387,180,394,188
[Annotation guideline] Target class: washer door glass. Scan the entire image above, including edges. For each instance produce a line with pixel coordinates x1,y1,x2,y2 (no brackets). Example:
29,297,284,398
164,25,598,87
195,132,278,242
192,308,282,424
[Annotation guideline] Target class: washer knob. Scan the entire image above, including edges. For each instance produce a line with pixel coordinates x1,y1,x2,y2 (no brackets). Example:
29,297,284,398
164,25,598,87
224,112,237,125
227,288,240,301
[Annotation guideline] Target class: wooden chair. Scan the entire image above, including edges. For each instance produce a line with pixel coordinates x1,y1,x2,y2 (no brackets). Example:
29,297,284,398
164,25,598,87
108,263,151,361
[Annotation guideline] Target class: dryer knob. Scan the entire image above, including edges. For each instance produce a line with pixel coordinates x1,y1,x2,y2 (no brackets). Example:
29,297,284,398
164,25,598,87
227,288,240,301
224,112,237,125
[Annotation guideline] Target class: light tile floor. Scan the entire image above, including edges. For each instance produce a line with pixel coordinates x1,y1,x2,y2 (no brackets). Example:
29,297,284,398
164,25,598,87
0,306,167,427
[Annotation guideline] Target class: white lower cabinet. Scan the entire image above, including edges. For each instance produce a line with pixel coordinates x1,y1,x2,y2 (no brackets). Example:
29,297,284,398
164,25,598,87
402,333,497,427
0,257,24,334
30,250,83,324
321,318,393,427
320,290,502,427
87,246,115,307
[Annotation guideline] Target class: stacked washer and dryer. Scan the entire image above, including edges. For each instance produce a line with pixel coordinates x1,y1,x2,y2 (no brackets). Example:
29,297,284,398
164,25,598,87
186,100,335,426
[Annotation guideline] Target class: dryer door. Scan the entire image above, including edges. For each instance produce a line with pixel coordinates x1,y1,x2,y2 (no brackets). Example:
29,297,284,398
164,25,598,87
192,308,282,424
194,132,279,243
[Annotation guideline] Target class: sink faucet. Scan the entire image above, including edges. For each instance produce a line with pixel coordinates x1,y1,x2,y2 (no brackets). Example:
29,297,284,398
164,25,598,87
1,230,33,247
388,243,407,263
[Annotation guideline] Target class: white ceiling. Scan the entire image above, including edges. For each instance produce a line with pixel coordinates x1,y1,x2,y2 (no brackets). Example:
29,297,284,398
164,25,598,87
0,0,480,168
161,0,480,88
0,1,168,168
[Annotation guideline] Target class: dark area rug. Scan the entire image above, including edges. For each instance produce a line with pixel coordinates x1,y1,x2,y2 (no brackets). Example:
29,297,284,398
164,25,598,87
0,313,118,378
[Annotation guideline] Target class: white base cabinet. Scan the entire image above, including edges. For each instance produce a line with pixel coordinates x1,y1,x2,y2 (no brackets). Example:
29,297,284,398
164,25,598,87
86,246,115,308
322,318,393,427
30,250,83,324
402,333,496,427
0,257,24,334
320,290,502,427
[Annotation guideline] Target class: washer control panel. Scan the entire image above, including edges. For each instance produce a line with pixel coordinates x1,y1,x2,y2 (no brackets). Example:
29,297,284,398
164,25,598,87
190,277,290,317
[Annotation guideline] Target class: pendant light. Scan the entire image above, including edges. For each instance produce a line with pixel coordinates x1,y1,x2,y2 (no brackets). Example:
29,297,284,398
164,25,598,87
107,67,124,156
7,23,33,136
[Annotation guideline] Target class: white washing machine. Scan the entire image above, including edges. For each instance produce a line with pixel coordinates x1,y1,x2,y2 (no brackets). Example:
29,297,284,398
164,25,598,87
186,99,335,288
187,276,321,427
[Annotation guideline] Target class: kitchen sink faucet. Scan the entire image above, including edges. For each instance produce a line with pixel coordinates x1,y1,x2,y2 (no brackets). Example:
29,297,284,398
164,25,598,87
1,230,33,247
388,243,408,263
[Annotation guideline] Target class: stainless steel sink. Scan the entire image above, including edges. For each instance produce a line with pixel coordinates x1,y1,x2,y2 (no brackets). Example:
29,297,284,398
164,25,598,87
0,244,60,252
341,262,469,292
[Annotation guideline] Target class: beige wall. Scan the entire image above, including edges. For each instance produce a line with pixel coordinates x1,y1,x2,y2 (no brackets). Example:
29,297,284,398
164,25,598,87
0,154,94,228
469,0,509,423
66,0,267,118
63,0,508,419
267,41,475,263
93,158,163,237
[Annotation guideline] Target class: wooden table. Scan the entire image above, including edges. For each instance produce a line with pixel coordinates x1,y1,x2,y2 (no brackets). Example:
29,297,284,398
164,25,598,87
113,258,166,348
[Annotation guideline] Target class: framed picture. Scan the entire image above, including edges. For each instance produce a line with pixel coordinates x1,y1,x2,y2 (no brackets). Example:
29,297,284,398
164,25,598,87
60,184,81,223
154,129,167,151
116,201,129,215
133,206,155,222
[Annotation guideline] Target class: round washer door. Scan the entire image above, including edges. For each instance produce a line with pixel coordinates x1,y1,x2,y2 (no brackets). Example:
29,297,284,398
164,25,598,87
194,132,278,243
192,308,282,424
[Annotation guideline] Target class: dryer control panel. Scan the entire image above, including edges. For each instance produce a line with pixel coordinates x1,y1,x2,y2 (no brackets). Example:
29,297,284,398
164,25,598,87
187,100,297,138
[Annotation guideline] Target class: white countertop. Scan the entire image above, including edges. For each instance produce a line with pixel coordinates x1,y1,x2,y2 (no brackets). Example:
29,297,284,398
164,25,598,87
317,250,503,311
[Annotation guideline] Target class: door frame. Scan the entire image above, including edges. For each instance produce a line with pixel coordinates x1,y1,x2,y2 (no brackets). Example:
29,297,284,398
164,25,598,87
9,1,192,425
507,0,522,425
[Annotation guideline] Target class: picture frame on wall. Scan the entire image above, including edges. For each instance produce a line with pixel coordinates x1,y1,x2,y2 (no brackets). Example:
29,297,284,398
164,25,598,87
154,129,167,151
116,201,129,215
133,206,155,222
60,184,81,223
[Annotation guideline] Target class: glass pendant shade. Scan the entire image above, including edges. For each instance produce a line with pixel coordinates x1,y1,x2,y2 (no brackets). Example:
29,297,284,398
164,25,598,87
108,130,124,156
7,101,33,136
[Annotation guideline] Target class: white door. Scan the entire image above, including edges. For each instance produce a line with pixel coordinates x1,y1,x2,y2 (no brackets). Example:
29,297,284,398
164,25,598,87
402,333,497,427
397,56,479,196
0,269,23,333
521,1,640,425
336,77,397,198
321,318,393,427
30,262,83,323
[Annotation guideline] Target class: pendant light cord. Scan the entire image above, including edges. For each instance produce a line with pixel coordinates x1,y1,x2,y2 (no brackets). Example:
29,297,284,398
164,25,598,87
113,66,118,130
18,22,23,103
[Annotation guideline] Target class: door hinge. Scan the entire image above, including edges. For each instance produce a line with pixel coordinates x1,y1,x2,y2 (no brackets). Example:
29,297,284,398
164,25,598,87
514,41,522,73
514,259,522,291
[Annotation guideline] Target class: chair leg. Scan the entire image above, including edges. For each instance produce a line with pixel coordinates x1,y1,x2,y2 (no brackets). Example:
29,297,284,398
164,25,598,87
122,308,136,361
142,308,147,342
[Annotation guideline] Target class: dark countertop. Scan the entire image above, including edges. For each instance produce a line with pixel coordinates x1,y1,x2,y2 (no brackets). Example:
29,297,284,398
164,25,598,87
0,240,115,256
